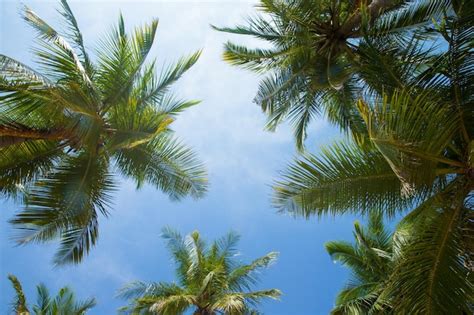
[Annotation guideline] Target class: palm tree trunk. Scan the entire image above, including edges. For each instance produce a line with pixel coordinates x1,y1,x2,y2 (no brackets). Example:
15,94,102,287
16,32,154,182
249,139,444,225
339,0,396,36
0,125,66,148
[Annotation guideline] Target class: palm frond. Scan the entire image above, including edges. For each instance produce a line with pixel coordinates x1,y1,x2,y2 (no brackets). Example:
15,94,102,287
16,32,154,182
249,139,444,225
22,5,92,86
114,135,207,199
221,42,287,73
0,54,53,85
99,17,159,112
210,230,240,264
58,0,94,76
211,14,283,42
11,153,116,264
134,51,201,110
242,289,282,305
33,283,50,314
8,274,30,315
373,0,453,35
228,252,278,292
0,140,62,199
380,182,473,313
358,89,462,193
273,140,424,218
118,282,192,315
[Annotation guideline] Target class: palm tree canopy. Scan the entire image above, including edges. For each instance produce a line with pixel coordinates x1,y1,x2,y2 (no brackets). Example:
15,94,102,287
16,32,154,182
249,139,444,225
214,0,461,150
326,212,393,314
0,0,208,265
118,228,281,314
7,274,96,315
269,1,473,312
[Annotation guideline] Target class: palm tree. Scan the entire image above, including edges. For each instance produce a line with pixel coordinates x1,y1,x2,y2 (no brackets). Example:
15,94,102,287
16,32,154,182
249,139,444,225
326,212,393,314
214,0,454,149
271,2,473,313
118,228,281,314
0,0,207,264
7,274,96,315
217,0,472,312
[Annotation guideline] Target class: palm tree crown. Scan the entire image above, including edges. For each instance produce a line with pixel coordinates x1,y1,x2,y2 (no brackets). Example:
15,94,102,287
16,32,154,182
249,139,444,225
118,228,281,314
214,0,455,149
8,274,96,315
0,0,207,264
326,213,393,314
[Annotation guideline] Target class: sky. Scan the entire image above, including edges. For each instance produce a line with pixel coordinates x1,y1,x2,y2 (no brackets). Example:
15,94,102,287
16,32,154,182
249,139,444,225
0,1,358,314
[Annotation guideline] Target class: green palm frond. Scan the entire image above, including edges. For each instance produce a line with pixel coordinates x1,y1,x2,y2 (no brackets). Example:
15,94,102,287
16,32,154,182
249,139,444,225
356,33,436,96
8,274,30,315
255,66,326,151
146,294,195,315
273,140,425,218
133,51,201,111
321,78,366,138
58,0,93,76
221,42,289,73
114,135,207,199
49,287,97,315
0,140,62,199
331,284,383,315
212,289,281,313
33,283,50,314
11,153,116,265
118,281,193,315
22,5,92,86
211,14,283,42
0,54,53,85
380,182,473,314
96,16,159,112
373,0,452,35
161,227,193,287
358,89,462,193
72,297,97,315
366,212,392,250
228,252,278,292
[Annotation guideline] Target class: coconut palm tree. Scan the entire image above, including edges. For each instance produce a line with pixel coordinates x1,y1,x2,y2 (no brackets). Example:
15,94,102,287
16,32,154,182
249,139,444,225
7,274,96,315
272,2,473,313
214,0,455,149
0,0,207,264
326,212,393,314
217,0,473,312
118,228,281,314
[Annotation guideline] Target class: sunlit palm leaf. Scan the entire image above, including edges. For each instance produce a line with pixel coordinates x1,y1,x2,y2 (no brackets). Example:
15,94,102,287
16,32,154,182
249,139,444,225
273,141,426,218
358,89,462,193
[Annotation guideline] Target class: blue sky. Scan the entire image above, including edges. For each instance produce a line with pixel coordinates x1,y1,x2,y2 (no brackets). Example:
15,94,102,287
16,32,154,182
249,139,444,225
0,1,358,314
